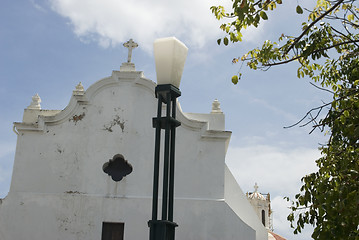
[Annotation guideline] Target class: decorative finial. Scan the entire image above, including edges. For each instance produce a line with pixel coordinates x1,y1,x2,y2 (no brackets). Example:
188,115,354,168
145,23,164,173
73,82,84,95
123,39,138,63
211,99,222,113
27,93,41,110
254,182,259,192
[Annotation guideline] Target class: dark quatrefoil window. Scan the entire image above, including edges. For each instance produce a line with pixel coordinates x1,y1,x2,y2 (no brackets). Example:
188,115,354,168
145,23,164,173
103,154,133,182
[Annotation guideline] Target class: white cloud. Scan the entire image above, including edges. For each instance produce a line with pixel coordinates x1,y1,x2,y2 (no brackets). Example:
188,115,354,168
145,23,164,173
225,144,320,238
49,0,231,52
31,0,48,12
271,196,292,233
226,144,320,195
271,196,314,240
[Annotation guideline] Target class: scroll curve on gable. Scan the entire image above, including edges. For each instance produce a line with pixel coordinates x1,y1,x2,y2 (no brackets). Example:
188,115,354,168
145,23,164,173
14,70,230,143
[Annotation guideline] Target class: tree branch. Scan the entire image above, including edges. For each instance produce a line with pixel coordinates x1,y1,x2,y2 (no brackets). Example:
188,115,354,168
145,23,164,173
309,82,335,94
284,102,333,129
331,26,359,48
262,40,359,67
283,0,345,55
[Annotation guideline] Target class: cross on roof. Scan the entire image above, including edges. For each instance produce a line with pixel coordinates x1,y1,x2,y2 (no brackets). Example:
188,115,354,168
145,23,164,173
123,39,138,63
254,182,259,192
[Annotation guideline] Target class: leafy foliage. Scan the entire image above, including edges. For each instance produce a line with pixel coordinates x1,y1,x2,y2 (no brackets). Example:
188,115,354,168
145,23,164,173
211,0,359,239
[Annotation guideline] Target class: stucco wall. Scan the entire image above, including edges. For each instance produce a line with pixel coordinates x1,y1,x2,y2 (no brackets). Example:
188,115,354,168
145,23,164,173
0,70,266,240
224,165,269,240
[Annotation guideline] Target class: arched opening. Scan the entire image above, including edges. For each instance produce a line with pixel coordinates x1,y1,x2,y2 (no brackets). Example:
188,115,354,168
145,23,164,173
261,210,266,226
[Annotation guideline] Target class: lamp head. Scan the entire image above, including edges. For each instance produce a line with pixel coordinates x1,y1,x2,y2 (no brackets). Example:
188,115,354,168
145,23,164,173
153,37,188,89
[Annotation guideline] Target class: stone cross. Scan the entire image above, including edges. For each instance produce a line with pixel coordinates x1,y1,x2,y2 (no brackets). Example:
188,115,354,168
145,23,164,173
254,182,259,192
123,39,138,63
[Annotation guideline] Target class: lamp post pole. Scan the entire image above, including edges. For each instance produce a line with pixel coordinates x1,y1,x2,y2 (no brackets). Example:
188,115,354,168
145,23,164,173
148,37,188,240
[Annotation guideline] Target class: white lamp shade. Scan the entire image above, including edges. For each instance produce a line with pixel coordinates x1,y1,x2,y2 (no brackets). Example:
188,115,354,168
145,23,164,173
154,37,188,88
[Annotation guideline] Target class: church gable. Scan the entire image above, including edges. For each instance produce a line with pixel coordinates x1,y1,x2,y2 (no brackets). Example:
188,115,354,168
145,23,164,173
1,40,268,240
11,69,231,200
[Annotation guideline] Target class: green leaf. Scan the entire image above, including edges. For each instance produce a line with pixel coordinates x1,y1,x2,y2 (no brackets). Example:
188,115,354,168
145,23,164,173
260,11,268,20
348,14,354,21
217,38,221,45
340,114,346,123
231,75,239,84
224,37,229,46
343,110,349,117
296,5,303,14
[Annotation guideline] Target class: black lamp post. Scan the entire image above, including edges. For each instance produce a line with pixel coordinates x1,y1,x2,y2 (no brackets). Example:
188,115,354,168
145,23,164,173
148,37,188,240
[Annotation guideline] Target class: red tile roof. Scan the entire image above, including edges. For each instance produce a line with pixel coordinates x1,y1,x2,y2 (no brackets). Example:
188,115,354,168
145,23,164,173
268,231,287,240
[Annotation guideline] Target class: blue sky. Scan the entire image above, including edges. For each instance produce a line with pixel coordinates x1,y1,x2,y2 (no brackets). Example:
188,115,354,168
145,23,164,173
1,0,331,239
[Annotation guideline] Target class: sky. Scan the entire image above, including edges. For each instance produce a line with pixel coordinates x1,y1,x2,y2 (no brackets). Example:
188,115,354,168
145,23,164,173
0,0,332,239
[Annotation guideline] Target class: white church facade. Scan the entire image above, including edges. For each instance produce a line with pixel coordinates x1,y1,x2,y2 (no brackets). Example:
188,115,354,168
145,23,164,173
0,40,271,240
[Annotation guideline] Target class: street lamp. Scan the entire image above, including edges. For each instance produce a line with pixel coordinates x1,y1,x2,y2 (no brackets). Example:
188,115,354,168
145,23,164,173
148,37,188,240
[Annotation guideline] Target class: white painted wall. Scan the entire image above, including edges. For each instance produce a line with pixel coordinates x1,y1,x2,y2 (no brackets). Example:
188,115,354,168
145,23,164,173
0,69,267,240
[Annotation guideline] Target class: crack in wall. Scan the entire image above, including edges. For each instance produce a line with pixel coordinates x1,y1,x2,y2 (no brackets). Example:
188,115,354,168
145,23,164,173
103,115,125,133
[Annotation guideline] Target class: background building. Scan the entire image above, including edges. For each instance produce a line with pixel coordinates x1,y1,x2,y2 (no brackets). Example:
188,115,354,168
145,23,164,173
247,183,273,231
